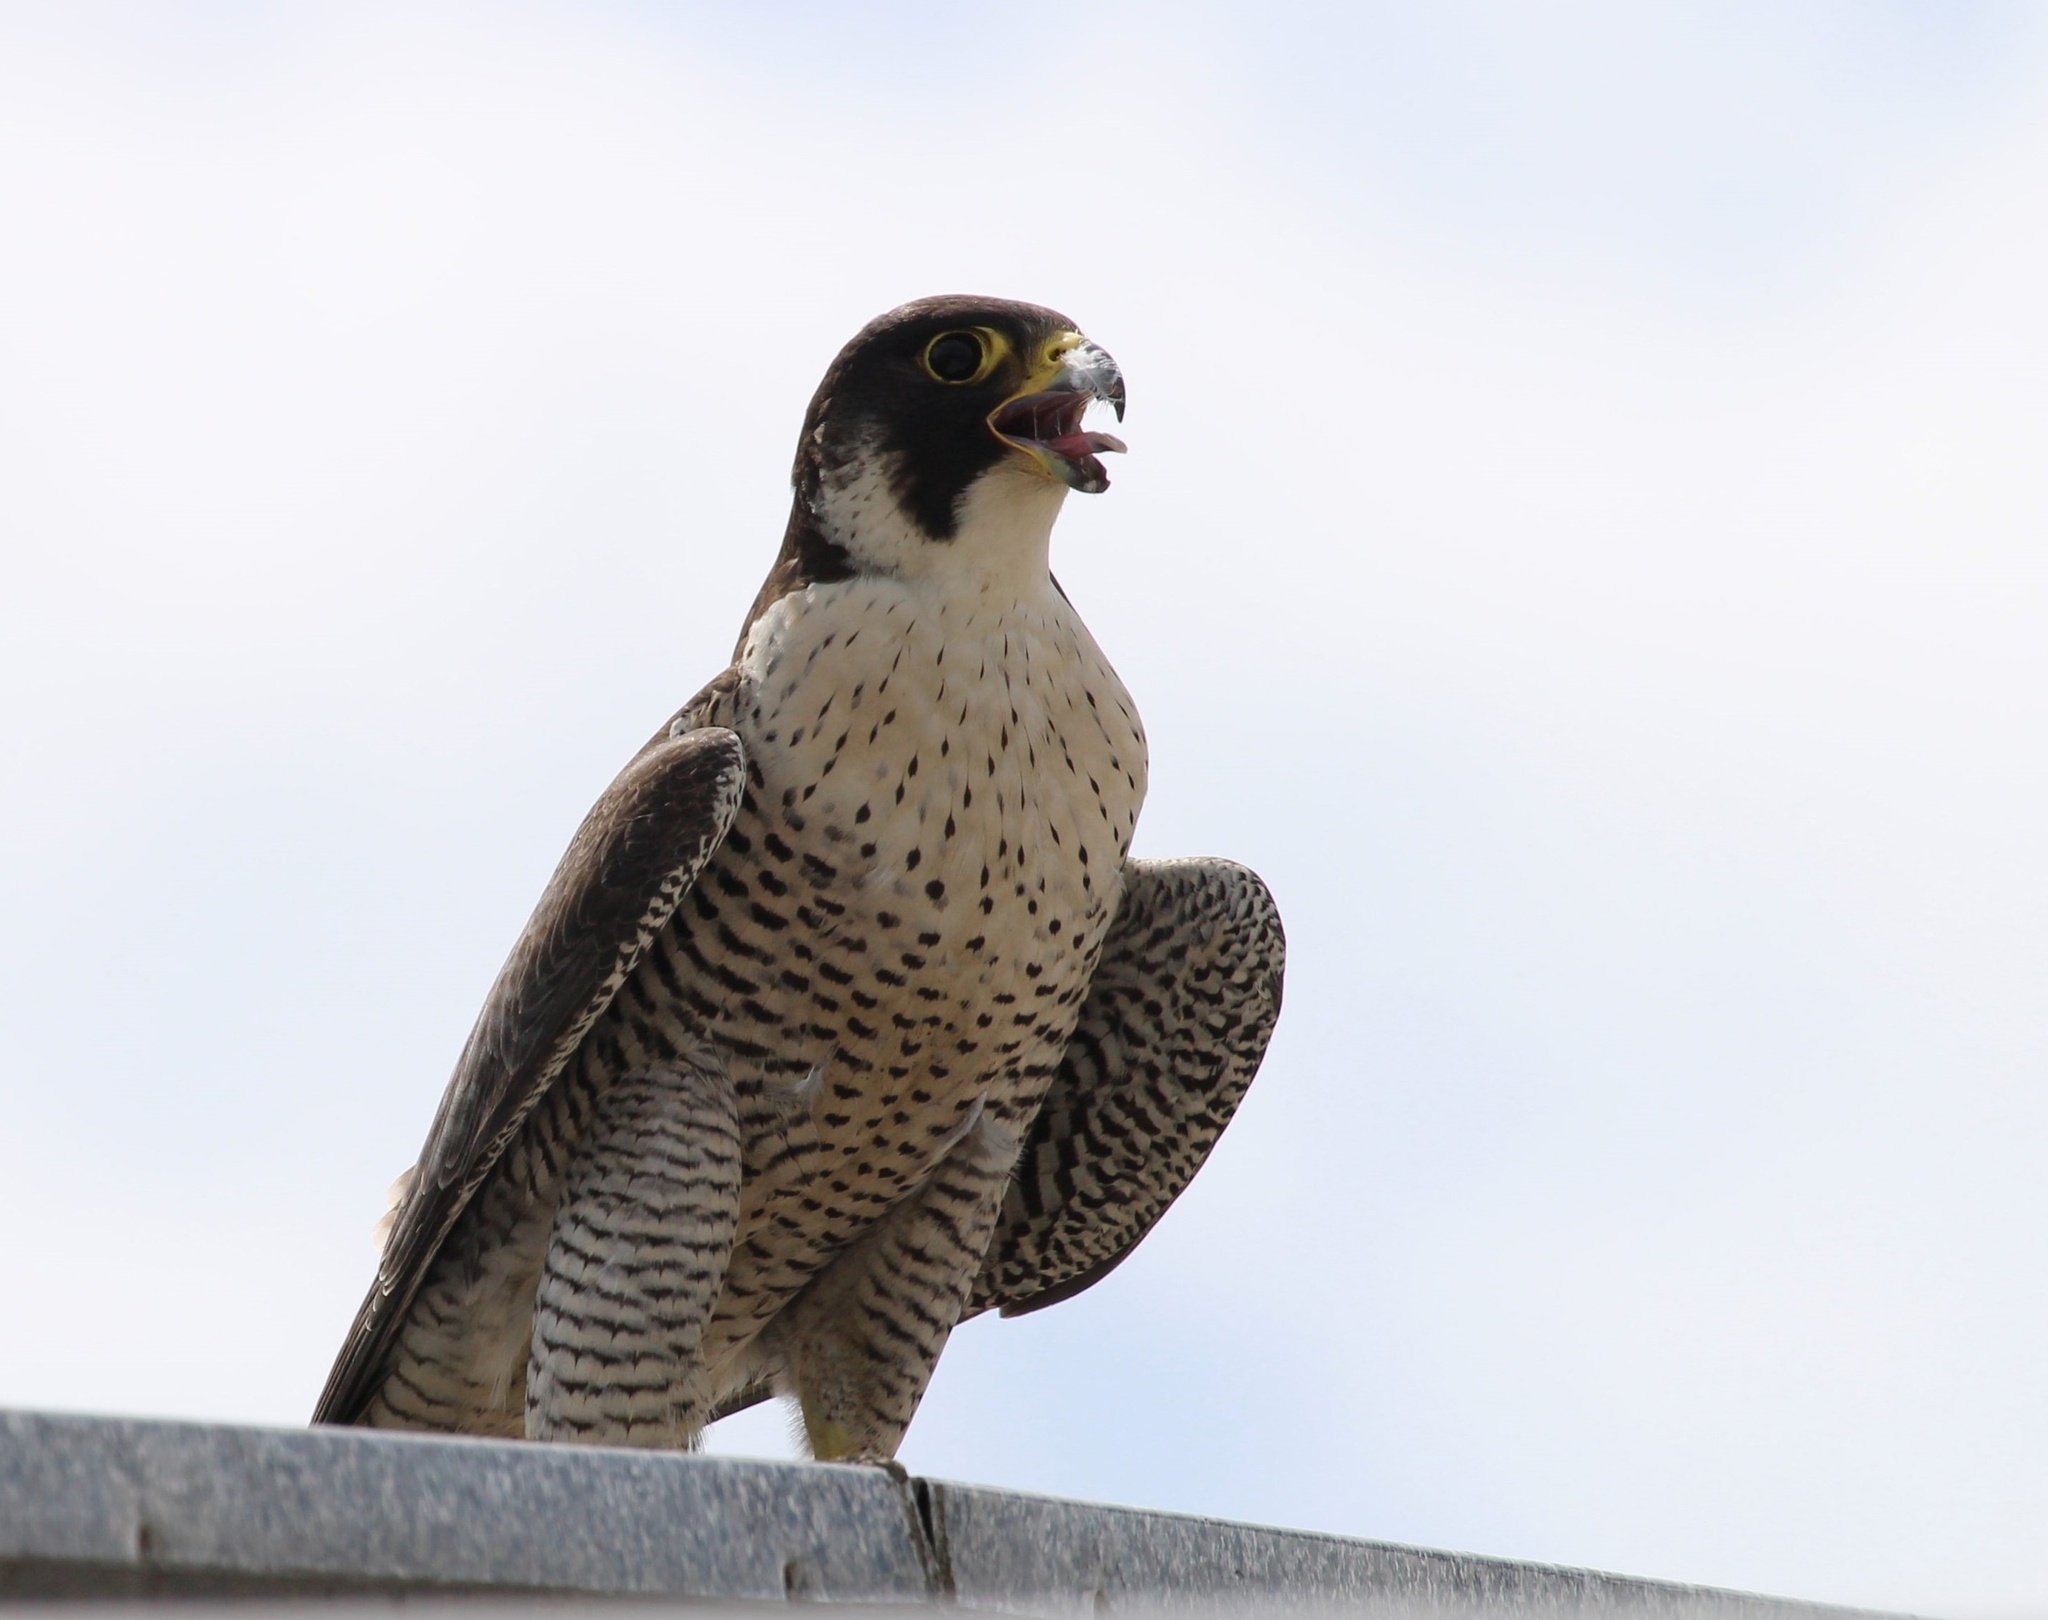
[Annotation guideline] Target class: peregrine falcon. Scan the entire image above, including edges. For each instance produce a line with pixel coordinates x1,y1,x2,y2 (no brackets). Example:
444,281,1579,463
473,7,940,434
314,296,1285,1462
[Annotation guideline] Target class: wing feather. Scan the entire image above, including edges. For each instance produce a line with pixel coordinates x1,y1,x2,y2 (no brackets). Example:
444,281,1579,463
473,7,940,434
970,856,1284,1318
313,722,746,1424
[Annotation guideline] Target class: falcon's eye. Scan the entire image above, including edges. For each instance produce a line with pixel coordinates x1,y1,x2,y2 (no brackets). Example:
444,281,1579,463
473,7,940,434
923,331,988,384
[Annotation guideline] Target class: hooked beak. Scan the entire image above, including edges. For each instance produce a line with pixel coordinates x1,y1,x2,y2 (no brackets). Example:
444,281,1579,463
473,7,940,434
988,337,1128,494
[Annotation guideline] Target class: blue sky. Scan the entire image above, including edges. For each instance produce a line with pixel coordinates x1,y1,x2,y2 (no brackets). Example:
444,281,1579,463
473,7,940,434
3,4,2047,1614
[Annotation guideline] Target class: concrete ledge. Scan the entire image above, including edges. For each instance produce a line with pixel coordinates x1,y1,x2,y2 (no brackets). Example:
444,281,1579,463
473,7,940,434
0,1410,1896,1615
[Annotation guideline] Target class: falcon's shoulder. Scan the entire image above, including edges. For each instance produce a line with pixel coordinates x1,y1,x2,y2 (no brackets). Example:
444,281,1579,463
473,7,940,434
313,713,746,1425
971,855,1284,1318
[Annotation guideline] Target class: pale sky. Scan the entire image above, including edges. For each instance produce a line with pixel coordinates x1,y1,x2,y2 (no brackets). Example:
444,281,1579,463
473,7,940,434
3,5,2046,1616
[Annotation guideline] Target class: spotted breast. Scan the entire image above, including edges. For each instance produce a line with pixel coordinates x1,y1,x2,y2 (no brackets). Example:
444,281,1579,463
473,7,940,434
645,564,1147,1391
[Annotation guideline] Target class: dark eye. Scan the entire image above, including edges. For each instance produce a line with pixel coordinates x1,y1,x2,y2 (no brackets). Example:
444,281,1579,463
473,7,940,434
924,331,985,383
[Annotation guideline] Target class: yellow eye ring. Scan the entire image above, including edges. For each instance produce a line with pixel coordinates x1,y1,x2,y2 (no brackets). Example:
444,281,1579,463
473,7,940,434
922,328,1002,385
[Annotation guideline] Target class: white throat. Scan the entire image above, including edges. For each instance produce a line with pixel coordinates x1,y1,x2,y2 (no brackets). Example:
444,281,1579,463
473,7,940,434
814,447,1069,599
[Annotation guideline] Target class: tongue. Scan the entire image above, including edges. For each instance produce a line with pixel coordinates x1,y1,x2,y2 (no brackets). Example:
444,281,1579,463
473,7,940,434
1042,430,1129,495
1048,430,1128,461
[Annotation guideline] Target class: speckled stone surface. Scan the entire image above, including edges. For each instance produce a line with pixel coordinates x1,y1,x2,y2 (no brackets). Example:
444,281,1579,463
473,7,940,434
919,1479,1899,1617
0,1409,930,1601
0,1410,1905,1615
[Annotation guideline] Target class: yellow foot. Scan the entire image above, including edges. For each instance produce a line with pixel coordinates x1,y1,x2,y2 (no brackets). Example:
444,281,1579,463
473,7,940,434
797,1399,897,1464
799,1400,859,1461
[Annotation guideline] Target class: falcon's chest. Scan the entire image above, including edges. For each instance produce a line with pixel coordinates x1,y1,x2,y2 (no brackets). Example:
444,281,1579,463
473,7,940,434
661,574,1148,1124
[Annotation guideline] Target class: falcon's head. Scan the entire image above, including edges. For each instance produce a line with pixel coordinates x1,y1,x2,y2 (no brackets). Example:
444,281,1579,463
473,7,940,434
776,296,1126,588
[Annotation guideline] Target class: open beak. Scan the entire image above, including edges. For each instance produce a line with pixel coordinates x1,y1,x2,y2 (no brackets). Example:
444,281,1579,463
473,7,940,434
988,337,1128,494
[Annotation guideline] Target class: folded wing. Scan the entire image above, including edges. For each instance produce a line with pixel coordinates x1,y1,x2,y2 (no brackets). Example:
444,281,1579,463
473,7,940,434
971,857,1284,1318
313,723,747,1424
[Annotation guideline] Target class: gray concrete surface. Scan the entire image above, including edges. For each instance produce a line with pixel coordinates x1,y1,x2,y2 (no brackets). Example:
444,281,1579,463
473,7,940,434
0,1410,1902,1614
